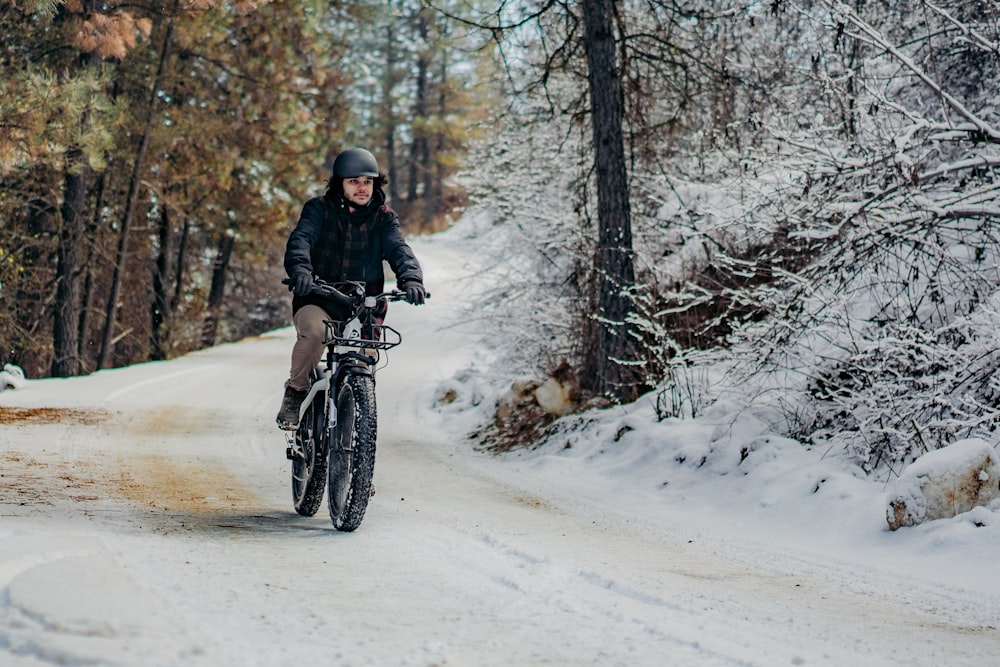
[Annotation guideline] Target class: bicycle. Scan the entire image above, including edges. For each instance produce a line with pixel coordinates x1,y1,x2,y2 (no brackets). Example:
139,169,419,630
280,278,426,531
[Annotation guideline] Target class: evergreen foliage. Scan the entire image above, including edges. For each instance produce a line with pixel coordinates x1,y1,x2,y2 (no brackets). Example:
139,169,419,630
0,0,488,378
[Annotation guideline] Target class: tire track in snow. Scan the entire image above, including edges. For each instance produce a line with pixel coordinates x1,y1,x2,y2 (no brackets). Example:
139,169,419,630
375,433,1000,666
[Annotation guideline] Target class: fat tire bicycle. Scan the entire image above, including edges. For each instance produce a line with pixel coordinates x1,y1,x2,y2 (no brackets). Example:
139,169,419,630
281,278,425,531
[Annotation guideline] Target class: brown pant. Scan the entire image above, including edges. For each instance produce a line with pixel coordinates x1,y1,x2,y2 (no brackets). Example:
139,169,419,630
286,305,330,391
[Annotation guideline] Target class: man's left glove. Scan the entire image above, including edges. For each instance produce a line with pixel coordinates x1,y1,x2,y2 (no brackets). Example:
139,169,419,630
403,281,426,305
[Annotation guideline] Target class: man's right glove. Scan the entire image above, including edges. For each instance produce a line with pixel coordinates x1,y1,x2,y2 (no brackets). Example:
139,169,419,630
290,272,314,297
403,281,426,305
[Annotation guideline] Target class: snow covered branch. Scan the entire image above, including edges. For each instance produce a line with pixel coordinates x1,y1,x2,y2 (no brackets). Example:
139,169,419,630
822,0,1000,143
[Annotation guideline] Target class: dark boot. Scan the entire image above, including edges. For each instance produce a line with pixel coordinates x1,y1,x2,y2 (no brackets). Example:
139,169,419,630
276,387,308,430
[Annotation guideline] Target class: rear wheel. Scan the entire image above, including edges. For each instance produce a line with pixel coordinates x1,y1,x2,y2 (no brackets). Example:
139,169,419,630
291,389,329,516
328,372,377,531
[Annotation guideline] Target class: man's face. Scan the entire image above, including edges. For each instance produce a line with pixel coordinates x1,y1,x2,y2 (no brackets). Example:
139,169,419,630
343,177,374,207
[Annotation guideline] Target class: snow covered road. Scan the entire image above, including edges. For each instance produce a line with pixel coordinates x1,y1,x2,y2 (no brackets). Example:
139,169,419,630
2,238,1000,666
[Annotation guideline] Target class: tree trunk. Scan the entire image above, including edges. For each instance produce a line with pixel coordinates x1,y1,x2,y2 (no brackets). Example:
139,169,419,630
201,233,236,348
172,219,190,312
408,13,430,204
51,41,102,378
425,54,448,224
76,168,107,373
151,206,173,360
383,18,399,201
420,56,435,223
97,20,174,369
52,150,89,377
581,0,643,402
18,191,58,377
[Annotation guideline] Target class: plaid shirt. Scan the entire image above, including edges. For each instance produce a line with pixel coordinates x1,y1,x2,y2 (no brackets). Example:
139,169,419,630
339,209,372,282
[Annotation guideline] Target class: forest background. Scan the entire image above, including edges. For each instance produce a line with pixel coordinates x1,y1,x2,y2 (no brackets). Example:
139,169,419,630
3,0,1000,476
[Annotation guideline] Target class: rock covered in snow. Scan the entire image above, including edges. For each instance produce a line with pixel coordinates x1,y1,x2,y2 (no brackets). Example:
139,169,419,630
533,376,570,416
886,438,1000,531
532,361,579,417
0,363,26,391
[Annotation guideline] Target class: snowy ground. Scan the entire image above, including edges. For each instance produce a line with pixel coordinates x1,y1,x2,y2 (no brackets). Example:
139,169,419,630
2,228,1000,666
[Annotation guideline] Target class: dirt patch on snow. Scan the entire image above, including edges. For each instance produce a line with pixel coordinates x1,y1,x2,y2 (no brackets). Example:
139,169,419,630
0,406,111,425
0,404,262,521
114,455,263,515
0,452,105,506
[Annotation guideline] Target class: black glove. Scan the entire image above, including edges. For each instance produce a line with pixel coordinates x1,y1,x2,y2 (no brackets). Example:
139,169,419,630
289,272,314,297
403,281,426,305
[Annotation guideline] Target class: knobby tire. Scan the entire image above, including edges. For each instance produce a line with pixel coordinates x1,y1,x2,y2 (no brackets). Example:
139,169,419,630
291,388,329,516
328,373,377,531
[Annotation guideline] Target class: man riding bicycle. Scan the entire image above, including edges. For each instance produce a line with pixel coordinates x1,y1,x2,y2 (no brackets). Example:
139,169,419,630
277,147,426,430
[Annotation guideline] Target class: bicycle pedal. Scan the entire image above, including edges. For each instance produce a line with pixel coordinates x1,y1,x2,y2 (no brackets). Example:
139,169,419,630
285,434,303,460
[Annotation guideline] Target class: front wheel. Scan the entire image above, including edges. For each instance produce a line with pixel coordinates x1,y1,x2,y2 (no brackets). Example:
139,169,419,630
328,372,377,531
291,389,329,516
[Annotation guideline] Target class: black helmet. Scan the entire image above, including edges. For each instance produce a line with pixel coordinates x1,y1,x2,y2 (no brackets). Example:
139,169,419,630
332,148,379,178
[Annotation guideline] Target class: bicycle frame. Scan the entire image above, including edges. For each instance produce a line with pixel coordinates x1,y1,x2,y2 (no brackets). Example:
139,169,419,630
293,282,404,436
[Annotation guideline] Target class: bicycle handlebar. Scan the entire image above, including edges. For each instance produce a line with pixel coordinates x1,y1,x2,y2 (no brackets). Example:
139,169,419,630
281,278,430,304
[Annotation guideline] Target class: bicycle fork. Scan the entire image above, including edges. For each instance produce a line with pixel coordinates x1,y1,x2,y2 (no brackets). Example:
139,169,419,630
285,366,334,460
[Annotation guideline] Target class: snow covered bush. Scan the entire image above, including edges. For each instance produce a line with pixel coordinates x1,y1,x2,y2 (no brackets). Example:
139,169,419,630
713,2,1000,475
457,0,1000,470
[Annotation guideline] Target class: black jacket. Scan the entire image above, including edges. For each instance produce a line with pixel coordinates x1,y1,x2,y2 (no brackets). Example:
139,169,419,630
284,191,423,314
